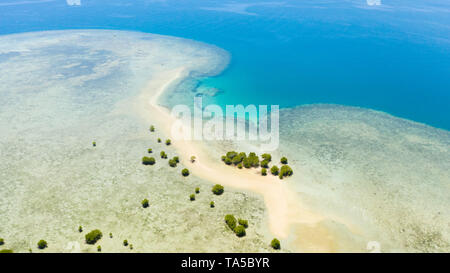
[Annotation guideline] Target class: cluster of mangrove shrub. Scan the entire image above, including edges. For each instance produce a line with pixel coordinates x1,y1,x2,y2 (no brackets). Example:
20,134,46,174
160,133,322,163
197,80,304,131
244,153,260,168
269,164,293,178
224,215,249,237
222,151,259,168
37,240,47,249
182,168,190,177
165,139,171,145
220,151,293,179
85,229,102,245
225,214,237,230
279,165,293,179
160,151,168,159
0,249,13,253
169,156,179,167
212,184,224,195
260,153,272,168
142,156,155,165
271,238,281,250
142,199,149,208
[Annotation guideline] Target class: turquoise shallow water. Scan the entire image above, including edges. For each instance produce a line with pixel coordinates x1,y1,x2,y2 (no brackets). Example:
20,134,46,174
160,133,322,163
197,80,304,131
1,0,449,129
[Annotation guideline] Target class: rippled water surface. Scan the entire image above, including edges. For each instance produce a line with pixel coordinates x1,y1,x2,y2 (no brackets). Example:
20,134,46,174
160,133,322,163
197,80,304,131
1,0,449,129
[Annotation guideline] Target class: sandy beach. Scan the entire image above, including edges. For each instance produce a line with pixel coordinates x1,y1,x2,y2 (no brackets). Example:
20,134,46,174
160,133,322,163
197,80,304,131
135,67,358,252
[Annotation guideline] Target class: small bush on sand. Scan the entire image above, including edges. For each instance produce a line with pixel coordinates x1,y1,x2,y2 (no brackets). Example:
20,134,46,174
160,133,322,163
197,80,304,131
92,141,96,147
142,156,155,165
260,159,269,168
0,249,13,253
160,151,167,159
280,157,288,164
173,156,180,163
195,187,200,194
271,238,281,250
190,194,195,201
261,153,272,162
123,240,128,246
261,168,267,176
241,152,259,168
212,184,224,195
165,139,171,145
237,163,243,169
85,230,102,245
182,168,190,177
142,199,149,208
97,245,101,252
157,138,161,143
238,219,249,228
147,148,152,153
232,152,246,165
78,226,83,233
150,125,155,132
279,165,293,178
270,166,279,175
226,151,237,159
242,158,251,168
168,159,177,167
248,152,260,167
225,214,237,230
0,238,4,245
234,225,246,237
225,157,232,165
210,201,215,208
37,240,47,249
190,156,196,163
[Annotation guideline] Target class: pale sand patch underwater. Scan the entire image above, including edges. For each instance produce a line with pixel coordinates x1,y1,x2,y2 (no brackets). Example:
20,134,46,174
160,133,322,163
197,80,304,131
278,105,450,252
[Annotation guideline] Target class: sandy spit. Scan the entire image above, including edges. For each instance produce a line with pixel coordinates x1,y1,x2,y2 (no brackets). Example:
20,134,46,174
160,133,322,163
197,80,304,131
132,67,359,252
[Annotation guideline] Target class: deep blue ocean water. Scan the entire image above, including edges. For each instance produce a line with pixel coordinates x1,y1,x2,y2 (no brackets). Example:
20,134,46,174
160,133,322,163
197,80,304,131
1,0,449,129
